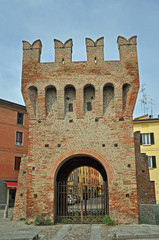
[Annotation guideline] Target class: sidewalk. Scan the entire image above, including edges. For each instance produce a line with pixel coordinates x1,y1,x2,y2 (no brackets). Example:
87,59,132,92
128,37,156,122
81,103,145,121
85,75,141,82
0,209,159,240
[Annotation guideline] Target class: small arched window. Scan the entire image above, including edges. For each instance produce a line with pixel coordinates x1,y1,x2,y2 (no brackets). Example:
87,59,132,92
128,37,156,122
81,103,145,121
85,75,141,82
103,84,114,115
84,85,95,113
64,85,76,115
45,86,57,115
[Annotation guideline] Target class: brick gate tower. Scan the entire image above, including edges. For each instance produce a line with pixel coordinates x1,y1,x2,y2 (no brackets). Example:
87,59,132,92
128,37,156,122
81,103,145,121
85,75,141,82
13,36,154,223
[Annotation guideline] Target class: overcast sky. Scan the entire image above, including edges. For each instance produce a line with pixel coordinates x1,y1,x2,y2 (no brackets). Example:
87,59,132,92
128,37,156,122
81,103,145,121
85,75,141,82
0,0,159,118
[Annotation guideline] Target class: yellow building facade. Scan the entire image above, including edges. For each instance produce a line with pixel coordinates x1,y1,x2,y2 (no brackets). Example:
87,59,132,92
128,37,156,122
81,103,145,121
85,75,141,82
133,115,159,204
68,167,100,186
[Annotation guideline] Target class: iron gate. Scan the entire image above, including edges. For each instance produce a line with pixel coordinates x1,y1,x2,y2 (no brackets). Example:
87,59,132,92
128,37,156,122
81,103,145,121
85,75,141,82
57,181,108,223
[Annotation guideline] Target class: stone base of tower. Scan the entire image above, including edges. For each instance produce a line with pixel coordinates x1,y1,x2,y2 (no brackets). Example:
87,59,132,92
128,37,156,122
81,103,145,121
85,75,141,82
13,133,155,224
13,155,28,220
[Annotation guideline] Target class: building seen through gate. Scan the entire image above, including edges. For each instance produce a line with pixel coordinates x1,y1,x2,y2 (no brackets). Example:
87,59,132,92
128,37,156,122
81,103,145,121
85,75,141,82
56,156,108,223
13,35,154,223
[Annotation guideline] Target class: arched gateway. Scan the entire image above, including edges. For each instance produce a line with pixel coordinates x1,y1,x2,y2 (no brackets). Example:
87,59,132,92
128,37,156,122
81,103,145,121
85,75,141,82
54,154,108,223
13,36,154,224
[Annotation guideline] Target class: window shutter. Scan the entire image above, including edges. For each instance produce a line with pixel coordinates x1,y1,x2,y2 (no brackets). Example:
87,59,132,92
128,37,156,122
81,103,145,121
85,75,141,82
140,134,143,145
15,157,21,170
152,156,156,168
150,133,155,144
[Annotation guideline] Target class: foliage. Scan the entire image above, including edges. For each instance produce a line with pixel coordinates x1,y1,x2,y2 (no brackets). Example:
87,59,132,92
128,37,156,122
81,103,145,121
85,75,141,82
94,216,103,223
85,214,94,224
60,214,116,225
60,217,72,223
73,212,80,223
103,215,117,226
60,213,80,223
85,214,103,224
34,215,53,226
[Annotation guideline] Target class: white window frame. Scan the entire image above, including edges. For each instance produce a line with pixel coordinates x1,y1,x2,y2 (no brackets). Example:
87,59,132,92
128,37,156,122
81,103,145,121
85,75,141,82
148,156,156,169
148,156,152,168
142,133,151,145
15,131,24,146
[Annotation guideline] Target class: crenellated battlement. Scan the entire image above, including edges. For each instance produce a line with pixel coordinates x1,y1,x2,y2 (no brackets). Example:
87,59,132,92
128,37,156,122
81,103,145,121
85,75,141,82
54,39,73,63
117,36,137,61
86,37,104,62
22,40,42,64
22,36,137,64
21,36,139,121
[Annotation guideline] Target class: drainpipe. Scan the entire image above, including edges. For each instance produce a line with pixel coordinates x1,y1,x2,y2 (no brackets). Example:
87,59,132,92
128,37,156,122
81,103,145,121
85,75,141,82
3,189,9,218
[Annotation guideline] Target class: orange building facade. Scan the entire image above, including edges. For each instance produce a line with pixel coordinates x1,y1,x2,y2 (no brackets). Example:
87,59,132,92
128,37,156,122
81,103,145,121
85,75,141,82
0,99,28,208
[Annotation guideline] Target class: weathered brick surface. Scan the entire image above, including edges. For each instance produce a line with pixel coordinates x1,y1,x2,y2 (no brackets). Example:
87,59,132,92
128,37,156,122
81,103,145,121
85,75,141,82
134,131,155,204
13,154,28,219
13,36,152,223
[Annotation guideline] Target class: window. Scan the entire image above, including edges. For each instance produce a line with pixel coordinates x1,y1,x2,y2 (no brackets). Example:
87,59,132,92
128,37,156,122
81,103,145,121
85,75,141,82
17,113,24,125
15,131,23,146
148,156,157,169
140,133,154,145
14,156,21,171
87,102,92,111
68,103,73,112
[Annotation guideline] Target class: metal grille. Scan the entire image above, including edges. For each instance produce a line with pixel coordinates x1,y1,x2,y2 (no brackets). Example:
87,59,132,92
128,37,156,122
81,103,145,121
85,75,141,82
57,181,108,223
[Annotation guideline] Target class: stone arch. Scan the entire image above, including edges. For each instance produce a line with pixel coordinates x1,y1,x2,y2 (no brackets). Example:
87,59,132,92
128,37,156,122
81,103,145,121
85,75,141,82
28,86,38,116
84,84,95,113
122,83,131,115
103,83,114,115
64,85,76,116
53,150,114,188
53,150,113,222
45,85,57,115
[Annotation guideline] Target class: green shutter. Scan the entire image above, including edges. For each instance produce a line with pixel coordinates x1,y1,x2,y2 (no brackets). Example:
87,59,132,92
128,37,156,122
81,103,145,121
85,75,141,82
140,134,143,145
150,133,155,144
152,156,156,168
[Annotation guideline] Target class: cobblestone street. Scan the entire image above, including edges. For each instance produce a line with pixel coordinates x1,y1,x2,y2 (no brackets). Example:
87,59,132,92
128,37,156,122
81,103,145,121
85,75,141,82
1,209,159,239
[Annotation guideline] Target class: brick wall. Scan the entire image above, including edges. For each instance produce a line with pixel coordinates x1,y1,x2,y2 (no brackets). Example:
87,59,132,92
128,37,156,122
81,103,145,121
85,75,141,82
134,131,155,204
13,36,152,223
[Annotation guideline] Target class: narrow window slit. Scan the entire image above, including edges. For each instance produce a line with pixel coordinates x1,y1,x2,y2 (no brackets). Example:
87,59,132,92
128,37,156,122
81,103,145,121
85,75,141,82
69,103,73,112
87,102,92,111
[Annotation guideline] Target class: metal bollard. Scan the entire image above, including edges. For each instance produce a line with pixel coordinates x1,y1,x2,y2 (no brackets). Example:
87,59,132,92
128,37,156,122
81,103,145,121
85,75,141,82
3,204,8,218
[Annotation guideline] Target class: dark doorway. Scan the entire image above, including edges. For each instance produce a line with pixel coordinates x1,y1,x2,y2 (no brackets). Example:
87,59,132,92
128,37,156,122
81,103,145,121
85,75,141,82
9,189,16,207
55,155,108,223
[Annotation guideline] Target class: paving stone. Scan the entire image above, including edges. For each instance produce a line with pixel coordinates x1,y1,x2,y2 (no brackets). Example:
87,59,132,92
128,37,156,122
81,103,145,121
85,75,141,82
51,225,71,240
90,224,101,240
1,210,159,240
